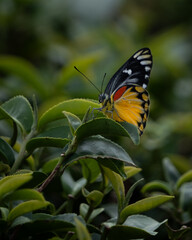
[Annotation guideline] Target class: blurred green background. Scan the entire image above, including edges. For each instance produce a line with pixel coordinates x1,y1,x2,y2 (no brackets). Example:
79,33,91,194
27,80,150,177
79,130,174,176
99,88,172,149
0,0,192,180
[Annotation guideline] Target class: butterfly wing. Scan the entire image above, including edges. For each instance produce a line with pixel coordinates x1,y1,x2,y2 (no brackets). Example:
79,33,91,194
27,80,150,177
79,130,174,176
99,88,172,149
112,85,150,135
100,48,152,135
104,48,152,96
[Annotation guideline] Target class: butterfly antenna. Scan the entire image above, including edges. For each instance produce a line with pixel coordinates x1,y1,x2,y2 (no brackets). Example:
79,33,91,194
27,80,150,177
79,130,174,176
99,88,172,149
101,72,106,93
74,66,101,93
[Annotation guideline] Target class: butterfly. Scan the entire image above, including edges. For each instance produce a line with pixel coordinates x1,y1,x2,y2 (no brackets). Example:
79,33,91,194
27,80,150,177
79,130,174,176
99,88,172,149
98,48,153,135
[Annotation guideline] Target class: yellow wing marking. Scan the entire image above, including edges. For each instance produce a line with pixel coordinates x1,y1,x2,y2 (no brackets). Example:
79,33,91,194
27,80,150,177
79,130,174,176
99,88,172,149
100,86,150,135
114,86,149,134
139,124,144,132
142,93,148,101
114,87,145,125
135,86,145,93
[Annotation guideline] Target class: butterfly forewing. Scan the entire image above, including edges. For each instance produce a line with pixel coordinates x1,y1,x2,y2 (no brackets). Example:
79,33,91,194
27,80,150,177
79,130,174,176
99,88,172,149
104,48,152,96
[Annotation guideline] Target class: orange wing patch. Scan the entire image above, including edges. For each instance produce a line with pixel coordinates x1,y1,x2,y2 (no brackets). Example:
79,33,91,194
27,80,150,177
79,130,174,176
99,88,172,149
113,86,150,135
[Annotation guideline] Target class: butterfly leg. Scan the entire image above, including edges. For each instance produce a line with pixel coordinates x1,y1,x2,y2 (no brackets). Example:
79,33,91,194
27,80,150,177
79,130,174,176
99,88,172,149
91,107,102,119
104,109,114,119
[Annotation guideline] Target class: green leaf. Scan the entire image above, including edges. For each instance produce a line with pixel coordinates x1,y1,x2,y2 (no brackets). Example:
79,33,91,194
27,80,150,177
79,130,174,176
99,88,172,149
176,170,192,189
74,217,91,240
81,106,92,124
124,179,144,207
61,173,87,197
7,200,51,222
124,166,142,179
80,203,104,223
163,158,180,187
0,173,33,200
102,166,125,209
124,214,167,236
60,171,76,196
26,137,69,153
38,125,71,138
4,189,45,202
41,158,60,174
72,178,87,197
34,212,82,224
75,118,139,144
80,158,100,183
27,124,71,152
167,154,192,173
103,204,117,218
0,207,9,220
120,122,140,145
0,56,47,96
82,189,104,208
141,180,173,195
80,203,89,219
0,96,34,133
38,99,100,130
179,183,192,211
11,213,83,236
11,216,31,229
66,135,135,177
107,225,153,240
119,195,174,223
0,138,15,166
63,111,82,133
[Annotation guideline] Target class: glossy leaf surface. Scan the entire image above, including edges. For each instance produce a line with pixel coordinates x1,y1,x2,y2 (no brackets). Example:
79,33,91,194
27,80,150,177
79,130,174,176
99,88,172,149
120,195,174,223
76,118,139,144
0,96,34,133
66,135,135,177
0,138,15,166
38,99,100,130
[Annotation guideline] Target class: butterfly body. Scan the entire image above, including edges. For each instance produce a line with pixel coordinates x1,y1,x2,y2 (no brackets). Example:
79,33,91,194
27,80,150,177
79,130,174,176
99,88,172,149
99,48,152,135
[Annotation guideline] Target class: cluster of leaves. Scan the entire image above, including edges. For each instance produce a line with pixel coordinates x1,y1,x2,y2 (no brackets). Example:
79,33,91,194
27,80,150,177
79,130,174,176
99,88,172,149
0,96,175,240
142,158,192,239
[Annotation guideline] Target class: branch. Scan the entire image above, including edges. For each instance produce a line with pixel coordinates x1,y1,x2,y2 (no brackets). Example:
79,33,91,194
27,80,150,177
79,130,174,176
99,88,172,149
38,158,62,192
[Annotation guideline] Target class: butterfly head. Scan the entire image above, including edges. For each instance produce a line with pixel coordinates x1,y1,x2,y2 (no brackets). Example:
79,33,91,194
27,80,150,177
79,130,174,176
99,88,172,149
99,93,109,104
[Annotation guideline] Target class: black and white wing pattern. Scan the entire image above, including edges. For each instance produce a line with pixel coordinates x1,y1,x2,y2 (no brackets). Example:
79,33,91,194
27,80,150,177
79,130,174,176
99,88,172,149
104,48,153,95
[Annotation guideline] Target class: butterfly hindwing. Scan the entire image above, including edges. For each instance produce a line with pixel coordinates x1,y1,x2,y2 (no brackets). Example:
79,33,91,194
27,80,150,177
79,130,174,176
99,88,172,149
104,48,152,96
112,85,150,135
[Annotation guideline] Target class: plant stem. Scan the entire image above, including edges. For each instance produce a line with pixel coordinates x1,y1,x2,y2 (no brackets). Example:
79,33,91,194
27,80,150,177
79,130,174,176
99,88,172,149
10,129,35,174
38,136,77,192
100,226,109,240
37,158,63,192
84,205,93,223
